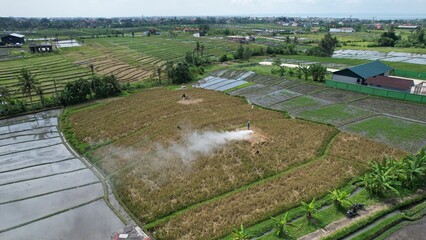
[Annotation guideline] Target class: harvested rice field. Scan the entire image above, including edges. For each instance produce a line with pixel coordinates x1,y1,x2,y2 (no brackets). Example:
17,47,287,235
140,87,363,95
64,87,406,240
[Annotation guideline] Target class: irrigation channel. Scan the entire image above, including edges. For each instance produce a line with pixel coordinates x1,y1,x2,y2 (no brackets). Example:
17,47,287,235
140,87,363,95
0,109,136,239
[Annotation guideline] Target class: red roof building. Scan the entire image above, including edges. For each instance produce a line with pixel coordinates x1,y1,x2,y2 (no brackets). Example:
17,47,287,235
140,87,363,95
366,76,415,92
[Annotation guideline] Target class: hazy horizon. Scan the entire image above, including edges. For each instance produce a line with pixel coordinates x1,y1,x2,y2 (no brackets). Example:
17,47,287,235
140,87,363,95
1,0,425,19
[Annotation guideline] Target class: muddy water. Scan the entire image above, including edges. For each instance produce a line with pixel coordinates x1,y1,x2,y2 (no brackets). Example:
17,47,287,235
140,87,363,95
0,200,123,240
0,169,99,203
0,110,124,239
0,183,104,231
386,216,426,240
0,159,85,185
0,137,63,156
0,144,75,172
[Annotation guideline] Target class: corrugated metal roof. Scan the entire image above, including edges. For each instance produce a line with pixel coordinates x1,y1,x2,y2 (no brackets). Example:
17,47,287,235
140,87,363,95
335,61,393,79
9,33,25,38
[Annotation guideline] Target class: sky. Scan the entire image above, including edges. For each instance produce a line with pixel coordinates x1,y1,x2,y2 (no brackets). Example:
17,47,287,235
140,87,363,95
1,0,425,19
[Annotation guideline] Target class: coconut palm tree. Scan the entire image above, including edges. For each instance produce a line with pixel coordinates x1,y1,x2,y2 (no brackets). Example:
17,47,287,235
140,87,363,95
231,224,251,240
200,43,205,56
16,68,40,106
0,86,10,105
301,198,318,220
151,66,163,84
271,212,295,237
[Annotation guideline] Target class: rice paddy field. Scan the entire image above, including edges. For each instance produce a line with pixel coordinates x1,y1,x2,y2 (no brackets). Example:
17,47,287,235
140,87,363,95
343,116,426,153
207,69,426,153
0,34,249,101
0,55,91,99
64,87,407,240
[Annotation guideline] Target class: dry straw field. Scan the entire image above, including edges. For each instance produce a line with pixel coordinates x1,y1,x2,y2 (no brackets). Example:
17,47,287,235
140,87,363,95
66,88,406,240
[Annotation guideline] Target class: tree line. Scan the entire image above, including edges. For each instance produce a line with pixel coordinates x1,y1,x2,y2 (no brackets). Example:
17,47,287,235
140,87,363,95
0,68,122,117
376,27,426,48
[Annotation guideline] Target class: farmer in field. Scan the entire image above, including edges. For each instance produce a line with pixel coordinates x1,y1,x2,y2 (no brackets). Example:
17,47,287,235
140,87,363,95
247,120,251,130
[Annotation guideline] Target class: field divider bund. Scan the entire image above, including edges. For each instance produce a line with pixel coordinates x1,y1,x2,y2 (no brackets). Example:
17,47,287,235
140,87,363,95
0,166,88,187
0,196,103,234
0,135,61,148
0,181,100,206
0,142,63,157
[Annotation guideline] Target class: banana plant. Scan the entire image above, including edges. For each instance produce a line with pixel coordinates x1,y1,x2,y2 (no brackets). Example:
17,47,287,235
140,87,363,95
231,224,251,240
270,212,296,238
301,198,318,219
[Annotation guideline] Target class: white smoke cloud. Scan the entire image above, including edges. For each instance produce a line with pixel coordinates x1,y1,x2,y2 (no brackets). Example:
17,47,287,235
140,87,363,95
163,130,253,163
103,130,253,180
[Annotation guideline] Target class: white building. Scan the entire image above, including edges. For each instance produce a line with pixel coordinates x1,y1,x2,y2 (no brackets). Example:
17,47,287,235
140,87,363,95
329,28,355,33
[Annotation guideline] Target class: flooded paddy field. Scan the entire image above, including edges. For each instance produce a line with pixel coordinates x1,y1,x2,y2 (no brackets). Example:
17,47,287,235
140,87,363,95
333,49,426,65
0,110,124,239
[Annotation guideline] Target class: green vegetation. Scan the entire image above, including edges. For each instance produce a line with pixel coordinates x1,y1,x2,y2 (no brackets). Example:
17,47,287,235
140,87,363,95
345,116,426,152
329,189,352,209
63,87,407,239
231,224,251,240
306,33,339,57
301,198,319,219
363,149,426,197
296,104,372,126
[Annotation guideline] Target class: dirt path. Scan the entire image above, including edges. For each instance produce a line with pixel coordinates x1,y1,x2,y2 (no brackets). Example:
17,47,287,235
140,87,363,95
298,204,389,240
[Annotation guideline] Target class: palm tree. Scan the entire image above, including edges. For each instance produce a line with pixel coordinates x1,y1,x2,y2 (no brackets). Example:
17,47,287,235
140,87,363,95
0,86,10,105
231,224,251,240
151,66,163,84
16,68,39,106
200,43,205,56
329,189,352,208
301,198,318,220
89,64,95,77
195,41,201,56
164,61,174,84
36,87,45,107
271,212,295,238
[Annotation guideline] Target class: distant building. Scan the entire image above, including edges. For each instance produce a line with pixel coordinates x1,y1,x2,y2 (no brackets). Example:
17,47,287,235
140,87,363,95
193,30,206,38
29,42,53,54
332,61,393,85
366,76,414,92
183,27,199,33
1,33,25,45
329,28,355,33
397,25,418,29
310,27,320,33
227,35,255,44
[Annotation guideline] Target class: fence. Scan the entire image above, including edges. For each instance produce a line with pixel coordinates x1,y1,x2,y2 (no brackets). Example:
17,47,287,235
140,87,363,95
325,80,426,104
393,69,426,80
